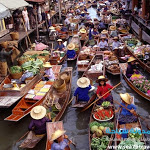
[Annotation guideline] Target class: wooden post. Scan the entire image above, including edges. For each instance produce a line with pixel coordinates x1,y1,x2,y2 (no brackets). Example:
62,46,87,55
58,0,62,22
142,0,146,19
35,10,39,40
139,25,142,41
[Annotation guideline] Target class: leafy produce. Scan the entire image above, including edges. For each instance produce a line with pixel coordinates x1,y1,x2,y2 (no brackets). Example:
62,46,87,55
10,66,22,74
128,129,142,139
22,59,43,75
101,101,111,107
39,50,49,56
117,139,144,150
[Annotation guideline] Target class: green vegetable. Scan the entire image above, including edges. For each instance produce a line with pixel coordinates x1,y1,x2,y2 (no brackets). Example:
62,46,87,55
102,101,111,107
30,54,39,58
10,66,22,74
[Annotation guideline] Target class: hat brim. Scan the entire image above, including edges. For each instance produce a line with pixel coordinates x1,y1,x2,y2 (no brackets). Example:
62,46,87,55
77,78,90,88
127,59,136,62
67,44,75,50
96,78,108,83
120,93,131,104
51,130,66,141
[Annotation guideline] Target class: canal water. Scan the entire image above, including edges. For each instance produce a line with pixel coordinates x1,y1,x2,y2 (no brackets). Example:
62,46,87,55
0,7,150,150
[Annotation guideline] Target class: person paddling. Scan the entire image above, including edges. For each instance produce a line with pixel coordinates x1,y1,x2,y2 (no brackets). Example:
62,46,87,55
96,76,113,105
66,43,76,59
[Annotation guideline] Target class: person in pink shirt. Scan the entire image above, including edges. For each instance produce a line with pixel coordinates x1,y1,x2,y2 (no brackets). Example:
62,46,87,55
96,76,113,105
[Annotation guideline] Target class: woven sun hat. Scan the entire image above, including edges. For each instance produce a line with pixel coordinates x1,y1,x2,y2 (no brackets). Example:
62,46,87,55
43,62,52,68
81,11,85,14
101,30,108,34
57,39,62,42
80,28,87,33
96,75,108,83
77,77,90,88
109,26,116,31
113,36,119,40
67,43,75,50
30,106,46,120
51,129,66,141
49,26,55,30
101,36,106,39
127,57,136,63
120,93,131,104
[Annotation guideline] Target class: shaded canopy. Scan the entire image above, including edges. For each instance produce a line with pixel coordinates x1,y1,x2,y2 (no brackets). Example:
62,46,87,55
25,0,45,3
0,3,11,20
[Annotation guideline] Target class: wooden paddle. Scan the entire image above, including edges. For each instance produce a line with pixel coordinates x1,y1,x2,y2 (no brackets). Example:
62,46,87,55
81,82,121,112
114,100,150,129
68,96,75,105
15,131,29,144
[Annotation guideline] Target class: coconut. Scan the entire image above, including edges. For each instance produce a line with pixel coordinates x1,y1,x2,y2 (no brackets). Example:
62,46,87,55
103,127,111,135
91,125,98,133
96,129,103,137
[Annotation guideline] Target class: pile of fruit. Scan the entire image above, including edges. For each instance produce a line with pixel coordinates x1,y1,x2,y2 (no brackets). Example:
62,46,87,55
101,101,111,108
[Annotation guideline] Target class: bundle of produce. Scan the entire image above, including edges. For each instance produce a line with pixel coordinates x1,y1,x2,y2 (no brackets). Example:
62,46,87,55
10,66,22,79
21,59,43,75
128,127,142,140
101,101,111,108
88,62,103,73
107,64,120,73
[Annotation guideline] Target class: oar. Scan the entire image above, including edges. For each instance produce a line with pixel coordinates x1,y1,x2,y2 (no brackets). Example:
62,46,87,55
68,96,75,105
15,131,29,144
81,82,121,112
113,100,150,129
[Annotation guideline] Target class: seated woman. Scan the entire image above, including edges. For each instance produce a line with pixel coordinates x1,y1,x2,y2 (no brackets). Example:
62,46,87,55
96,76,113,105
115,93,137,124
74,77,91,102
109,26,118,38
28,106,51,135
79,28,88,47
126,57,139,78
98,36,108,50
51,129,71,150
43,62,55,81
66,43,76,59
112,37,120,50
55,39,65,51
92,27,99,39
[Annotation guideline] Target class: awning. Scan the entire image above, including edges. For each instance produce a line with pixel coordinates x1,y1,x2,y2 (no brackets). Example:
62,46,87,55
0,0,29,10
0,4,11,20
25,0,45,3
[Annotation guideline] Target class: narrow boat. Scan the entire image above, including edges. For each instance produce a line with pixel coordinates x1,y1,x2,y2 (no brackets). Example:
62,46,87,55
19,67,72,149
4,65,62,121
115,97,146,148
89,102,115,150
46,121,71,150
49,53,66,65
119,63,150,101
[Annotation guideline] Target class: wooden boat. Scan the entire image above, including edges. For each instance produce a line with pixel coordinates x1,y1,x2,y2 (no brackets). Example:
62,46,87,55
4,65,62,121
0,76,4,84
49,53,66,65
115,97,146,148
119,63,150,101
46,121,71,150
89,103,115,150
19,67,72,149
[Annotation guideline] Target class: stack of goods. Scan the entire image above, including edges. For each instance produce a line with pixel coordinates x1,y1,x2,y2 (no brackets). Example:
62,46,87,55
25,81,51,100
125,39,141,50
70,35,80,54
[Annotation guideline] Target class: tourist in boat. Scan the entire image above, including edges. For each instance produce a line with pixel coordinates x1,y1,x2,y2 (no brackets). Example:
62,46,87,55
112,37,120,50
55,39,65,51
74,77,91,102
109,26,118,38
51,129,71,150
79,28,88,47
92,27,99,39
101,30,109,38
98,36,108,50
126,57,139,78
28,106,51,135
66,43,76,59
96,76,113,105
43,62,55,81
115,93,137,124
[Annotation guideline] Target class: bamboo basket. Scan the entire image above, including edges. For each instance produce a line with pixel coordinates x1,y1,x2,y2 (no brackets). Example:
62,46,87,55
10,32,19,40
59,72,70,83
79,54,88,60
10,72,22,79
53,79,66,93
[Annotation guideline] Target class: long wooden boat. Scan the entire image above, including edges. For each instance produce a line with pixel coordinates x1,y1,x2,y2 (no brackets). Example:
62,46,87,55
46,121,71,150
0,76,4,84
19,67,72,149
89,103,115,150
4,65,62,121
49,54,66,65
120,63,150,101
115,97,146,148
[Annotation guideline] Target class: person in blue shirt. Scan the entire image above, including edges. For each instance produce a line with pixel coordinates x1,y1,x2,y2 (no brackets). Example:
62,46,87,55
74,77,91,102
115,93,137,124
66,43,76,59
55,39,65,51
51,129,71,150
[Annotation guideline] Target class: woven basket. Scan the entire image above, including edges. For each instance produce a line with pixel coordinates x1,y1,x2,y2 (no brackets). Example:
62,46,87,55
11,72,22,79
59,72,70,83
0,41,8,48
79,54,88,60
18,59,26,66
10,32,19,40
53,79,66,93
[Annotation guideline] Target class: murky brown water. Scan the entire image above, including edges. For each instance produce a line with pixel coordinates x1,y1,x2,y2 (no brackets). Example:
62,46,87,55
0,7,150,150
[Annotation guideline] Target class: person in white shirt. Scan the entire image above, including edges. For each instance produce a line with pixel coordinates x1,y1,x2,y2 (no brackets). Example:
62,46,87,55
22,7,30,31
98,37,108,50
38,5,42,23
112,37,120,50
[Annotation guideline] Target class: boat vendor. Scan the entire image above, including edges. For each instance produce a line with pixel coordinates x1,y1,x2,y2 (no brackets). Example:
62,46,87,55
115,93,137,124
126,57,139,78
43,62,55,81
91,27,99,39
66,43,76,59
28,106,51,135
51,129,71,150
79,28,88,47
112,37,120,50
55,39,65,51
96,76,113,105
74,77,91,102
109,26,118,38
0,45,14,76
101,29,109,38
98,36,108,50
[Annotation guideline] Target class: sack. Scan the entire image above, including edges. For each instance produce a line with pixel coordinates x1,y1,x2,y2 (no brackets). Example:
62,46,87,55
11,48,20,62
